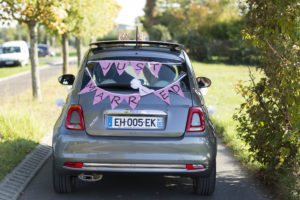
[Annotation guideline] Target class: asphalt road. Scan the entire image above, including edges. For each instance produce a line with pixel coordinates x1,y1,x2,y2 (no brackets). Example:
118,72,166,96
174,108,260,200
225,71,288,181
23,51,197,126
0,57,76,99
1,57,270,199
18,140,270,200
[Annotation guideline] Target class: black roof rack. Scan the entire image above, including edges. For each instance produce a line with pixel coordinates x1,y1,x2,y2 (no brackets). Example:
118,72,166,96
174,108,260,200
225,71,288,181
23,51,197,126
89,40,184,51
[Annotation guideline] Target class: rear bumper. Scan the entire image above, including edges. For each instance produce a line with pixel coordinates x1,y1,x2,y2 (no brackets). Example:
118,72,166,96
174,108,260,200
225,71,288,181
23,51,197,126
53,129,216,175
58,163,210,177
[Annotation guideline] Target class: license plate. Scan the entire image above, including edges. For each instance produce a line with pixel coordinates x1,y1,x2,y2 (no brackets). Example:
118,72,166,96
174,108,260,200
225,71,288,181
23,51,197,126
106,116,164,129
5,61,14,65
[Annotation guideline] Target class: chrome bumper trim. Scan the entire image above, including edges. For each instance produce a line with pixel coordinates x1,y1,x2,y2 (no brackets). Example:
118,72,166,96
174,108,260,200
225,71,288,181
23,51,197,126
83,163,186,169
77,163,207,173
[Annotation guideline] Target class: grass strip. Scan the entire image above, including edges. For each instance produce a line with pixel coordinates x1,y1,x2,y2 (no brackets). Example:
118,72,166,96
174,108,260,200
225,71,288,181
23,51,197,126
0,65,76,181
192,62,263,169
0,61,48,79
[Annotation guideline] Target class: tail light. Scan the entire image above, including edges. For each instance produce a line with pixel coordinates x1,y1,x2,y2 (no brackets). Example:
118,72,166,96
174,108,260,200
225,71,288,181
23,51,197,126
186,164,206,170
186,107,205,132
64,162,83,168
65,105,85,130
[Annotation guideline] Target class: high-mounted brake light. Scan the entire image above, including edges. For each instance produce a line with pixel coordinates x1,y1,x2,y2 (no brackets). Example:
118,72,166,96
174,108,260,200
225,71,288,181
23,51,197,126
186,107,205,132
64,162,83,168
65,105,85,130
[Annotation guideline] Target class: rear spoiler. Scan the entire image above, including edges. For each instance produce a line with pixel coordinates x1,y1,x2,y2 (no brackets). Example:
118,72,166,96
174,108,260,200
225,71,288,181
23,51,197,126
89,40,184,51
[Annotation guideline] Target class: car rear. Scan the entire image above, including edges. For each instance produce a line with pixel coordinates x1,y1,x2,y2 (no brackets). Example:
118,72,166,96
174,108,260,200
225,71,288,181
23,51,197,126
53,41,216,194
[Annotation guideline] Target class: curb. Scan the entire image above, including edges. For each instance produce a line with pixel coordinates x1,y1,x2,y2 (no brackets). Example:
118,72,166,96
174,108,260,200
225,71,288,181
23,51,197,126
0,131,52,200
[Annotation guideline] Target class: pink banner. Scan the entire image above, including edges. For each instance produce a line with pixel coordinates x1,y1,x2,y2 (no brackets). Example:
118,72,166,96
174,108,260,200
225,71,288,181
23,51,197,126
78,80,97,95
109,94,125,109
131,61,146,76
154,88,170,104
149,62,162,77
124,94,141,109
99,61,113,76
114,61,129,75
168,81,185,98
93,88,109,105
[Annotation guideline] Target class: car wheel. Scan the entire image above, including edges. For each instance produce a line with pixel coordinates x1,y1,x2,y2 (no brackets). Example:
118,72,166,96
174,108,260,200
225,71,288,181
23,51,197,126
52,163,75,193
20,61,25,67
192,159,216,195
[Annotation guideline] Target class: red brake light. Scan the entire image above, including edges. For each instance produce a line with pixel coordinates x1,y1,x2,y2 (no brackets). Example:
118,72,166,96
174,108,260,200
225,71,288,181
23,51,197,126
186,164,206,170
65,105,85,130
186,107,205,132
64,162,83,168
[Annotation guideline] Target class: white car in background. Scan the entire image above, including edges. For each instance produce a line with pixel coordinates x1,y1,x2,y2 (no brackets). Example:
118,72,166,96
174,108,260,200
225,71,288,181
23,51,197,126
0,40,29,67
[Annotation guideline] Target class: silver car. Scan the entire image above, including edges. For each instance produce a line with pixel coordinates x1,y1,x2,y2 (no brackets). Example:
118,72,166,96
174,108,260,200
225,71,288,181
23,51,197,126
53,41,217,195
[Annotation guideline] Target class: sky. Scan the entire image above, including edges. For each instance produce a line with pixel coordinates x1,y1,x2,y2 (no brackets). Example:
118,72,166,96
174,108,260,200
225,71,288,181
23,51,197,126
0,0,146,28
115,0,146,26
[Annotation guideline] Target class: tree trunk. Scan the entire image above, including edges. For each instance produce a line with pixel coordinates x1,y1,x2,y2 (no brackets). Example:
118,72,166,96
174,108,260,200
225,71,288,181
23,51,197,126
75,37,82,68
28,21,42,101
62,32,69,74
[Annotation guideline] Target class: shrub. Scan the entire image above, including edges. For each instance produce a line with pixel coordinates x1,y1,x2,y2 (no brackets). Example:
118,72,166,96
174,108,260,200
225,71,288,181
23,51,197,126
234,0,300,198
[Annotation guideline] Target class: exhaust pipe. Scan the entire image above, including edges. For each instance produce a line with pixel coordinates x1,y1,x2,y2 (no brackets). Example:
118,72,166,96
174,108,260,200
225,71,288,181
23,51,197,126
78,173,103,182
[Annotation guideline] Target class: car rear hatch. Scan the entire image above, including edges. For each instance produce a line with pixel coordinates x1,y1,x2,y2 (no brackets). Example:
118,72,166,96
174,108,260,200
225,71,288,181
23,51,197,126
79,90,192,137
78,54,192,138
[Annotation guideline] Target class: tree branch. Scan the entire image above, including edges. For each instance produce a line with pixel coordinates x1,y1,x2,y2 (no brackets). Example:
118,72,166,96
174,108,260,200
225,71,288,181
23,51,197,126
266,40,292,65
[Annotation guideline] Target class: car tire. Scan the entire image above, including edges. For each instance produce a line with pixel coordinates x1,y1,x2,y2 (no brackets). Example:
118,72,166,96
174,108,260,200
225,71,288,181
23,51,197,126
53,163,75,193
20,61,25,67
192,159,216,195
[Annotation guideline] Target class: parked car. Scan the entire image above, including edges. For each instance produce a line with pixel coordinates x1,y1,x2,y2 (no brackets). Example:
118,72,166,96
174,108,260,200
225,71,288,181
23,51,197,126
53,40,217,195
38,44,49,57
0,41,29,67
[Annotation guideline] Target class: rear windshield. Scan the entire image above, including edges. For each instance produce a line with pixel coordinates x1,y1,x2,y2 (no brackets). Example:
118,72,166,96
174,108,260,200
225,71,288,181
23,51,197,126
83,57,190,91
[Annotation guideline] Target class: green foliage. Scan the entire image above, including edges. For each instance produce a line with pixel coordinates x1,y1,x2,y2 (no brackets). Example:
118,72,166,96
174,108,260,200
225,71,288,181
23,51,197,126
234,0,300,198
151,24,171,41
62,0,119,39
142,0,259,64
192,61,263,167
0,24,28,43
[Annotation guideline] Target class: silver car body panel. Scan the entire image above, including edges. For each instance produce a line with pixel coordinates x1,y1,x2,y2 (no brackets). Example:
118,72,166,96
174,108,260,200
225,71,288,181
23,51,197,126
53,47,217,175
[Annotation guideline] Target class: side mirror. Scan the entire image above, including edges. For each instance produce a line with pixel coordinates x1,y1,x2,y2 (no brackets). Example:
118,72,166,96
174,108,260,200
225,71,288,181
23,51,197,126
196,77,211,88
58,74,75,85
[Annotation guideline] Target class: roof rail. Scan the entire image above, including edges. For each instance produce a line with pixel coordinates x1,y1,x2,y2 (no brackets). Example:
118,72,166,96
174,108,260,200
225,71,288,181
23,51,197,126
89,40,184,51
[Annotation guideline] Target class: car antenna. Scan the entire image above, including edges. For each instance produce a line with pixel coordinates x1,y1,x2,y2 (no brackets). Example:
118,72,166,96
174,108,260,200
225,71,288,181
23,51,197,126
135,26,138,48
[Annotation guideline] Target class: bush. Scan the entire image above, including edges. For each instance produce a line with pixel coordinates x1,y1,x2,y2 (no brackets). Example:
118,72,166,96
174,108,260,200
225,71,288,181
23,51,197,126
178,32,209,61
234,0,300,198
151,25,171,41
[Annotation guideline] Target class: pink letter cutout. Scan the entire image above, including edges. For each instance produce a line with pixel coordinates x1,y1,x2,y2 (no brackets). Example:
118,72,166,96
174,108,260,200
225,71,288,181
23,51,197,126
149,62,162,78
124,94,141,109
131,61,146,76
99,60,113,76
168,81,185,98
114,61,129,75
154,88,170,104
93,88,109,105
109,94,124,109
78,80,97,95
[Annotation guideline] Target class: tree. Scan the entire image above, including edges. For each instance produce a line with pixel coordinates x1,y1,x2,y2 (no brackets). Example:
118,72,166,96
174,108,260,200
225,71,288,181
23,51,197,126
141,0,157,39
234,0,299,198
60,0,119,72
0,0,66,100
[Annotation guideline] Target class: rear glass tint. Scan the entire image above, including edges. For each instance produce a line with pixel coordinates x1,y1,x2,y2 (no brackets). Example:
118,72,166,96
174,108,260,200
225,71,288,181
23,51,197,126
83,57,190,91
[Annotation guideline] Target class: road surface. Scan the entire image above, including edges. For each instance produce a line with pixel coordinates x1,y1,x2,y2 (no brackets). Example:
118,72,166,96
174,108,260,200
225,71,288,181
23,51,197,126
0,57,76,99
18,140,270,200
